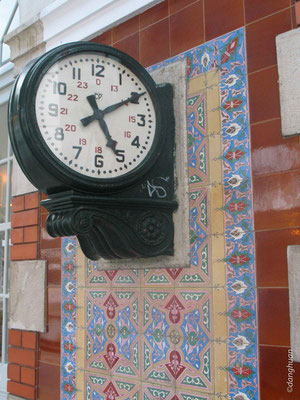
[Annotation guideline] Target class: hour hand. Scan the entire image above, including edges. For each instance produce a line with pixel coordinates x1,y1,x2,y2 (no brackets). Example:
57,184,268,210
80,95,102,127
81,115,95,126
87,94,99,112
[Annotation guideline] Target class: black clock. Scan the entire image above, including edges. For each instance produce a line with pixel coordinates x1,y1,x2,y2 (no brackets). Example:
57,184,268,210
8,41,177,260
8,41,166,193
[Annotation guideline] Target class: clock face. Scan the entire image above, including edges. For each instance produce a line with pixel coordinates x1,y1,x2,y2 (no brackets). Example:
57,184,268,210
34,51,157,179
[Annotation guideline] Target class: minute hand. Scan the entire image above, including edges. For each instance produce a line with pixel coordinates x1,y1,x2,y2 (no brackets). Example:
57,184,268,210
103,91,146,115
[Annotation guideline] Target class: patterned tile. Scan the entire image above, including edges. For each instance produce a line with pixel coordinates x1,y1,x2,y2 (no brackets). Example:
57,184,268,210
61,27,259,400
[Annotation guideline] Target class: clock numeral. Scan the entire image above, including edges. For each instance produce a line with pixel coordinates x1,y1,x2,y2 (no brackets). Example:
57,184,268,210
54,127,64,141
91,64,105,77
94,154,104,168
48,104,68,116
95,146,102,154
67,94,79,101
72,146,82,159
65,124,76,132
116,149,125,163
79,138,86,145
111,85,118,92
60,107,68,115
131,136,140,148
48,103,58,117
124,131,131,138
53,81,67,95
137,114,146,127
128,114,146,127
96,79,101,86
77,81,88,89
72,67,81,80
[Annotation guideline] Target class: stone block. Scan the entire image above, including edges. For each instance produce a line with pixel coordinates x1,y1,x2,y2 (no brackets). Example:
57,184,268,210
9,260,47,333
12,158,37,197
287,245,300,362
276,28,300,137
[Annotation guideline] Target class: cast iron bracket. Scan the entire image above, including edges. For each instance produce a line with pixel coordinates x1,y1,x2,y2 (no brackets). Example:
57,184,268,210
41,83,177,260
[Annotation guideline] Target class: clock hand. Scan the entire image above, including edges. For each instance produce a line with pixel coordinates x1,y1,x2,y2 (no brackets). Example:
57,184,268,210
80,95,117,153
81,114,95,127
80,95,103,126
103,91,146,115
98,117,118,153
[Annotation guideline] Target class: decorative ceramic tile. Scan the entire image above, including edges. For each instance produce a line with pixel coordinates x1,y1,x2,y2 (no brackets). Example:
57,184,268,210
61,28,259,400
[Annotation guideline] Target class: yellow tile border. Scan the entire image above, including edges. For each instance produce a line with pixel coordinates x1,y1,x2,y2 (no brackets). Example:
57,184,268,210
188,69,228,396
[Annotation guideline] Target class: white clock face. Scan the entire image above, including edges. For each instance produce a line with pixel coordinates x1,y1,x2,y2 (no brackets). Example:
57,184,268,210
35,52,156,179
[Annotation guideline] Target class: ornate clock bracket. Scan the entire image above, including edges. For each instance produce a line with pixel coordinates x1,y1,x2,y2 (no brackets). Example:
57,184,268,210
40,83,177,260
43,192,177,260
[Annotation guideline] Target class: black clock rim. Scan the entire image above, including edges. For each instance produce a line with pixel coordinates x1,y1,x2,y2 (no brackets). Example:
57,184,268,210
15,41,165,193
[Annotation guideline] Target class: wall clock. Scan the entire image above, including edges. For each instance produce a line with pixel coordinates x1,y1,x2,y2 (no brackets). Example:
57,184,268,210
8,41,177,260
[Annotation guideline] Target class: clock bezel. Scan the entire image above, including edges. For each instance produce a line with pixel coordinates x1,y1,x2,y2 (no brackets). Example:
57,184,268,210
10,41,164,193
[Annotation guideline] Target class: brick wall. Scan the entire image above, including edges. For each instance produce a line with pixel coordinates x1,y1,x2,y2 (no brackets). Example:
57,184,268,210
8,193,40,399
11,192,39,260
8,191,62,399
7,330,38,400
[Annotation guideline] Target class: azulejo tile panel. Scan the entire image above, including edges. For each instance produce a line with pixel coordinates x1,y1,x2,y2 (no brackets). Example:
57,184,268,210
61,28,259,400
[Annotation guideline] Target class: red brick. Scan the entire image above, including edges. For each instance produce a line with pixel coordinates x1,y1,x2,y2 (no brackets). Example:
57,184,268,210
296,1,300,26
22,331,37,350
40,193,48,201
8,364,21,382
8,348,36,368
11,243,38,261
25,192,39,210
7,380,36,400
8,330,22,347
21,367,36,386
11,209,39,229
11,228,24,244
24,226,39,243
11,196,25,213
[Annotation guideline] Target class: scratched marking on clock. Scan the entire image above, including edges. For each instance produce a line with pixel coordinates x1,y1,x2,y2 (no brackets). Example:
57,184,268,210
94,93,103,100
142,177,170,198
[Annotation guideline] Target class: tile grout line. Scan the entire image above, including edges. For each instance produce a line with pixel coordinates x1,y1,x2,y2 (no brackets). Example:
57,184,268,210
253,166,300,179
245,5,293,27
250,116,281,126
202,0,206,43
111,0,201,47
242,0,246,27
247,63,278,76
254,224,300,233
259,343,292,348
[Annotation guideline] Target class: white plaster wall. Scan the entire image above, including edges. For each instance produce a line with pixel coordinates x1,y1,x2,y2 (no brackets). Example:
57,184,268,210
19,0,55,25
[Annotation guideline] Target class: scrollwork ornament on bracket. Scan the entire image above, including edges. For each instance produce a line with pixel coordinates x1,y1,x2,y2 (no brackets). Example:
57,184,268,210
73,209,94,234
137,212,169,246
